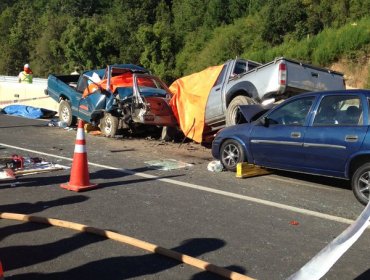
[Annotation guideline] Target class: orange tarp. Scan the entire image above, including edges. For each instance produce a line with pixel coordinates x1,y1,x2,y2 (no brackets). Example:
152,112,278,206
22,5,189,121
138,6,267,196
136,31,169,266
169,65,223,143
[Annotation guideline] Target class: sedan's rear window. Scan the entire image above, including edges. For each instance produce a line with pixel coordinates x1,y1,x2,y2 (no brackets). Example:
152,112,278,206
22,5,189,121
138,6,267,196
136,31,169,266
313,95,362,126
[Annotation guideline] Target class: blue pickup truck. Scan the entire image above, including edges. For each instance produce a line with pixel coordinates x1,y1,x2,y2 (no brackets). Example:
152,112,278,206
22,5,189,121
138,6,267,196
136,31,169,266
45,64,177,137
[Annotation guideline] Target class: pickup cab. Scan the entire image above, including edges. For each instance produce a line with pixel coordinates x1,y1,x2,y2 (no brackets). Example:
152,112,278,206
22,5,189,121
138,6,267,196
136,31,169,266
45,64,177,137
205,57,346,132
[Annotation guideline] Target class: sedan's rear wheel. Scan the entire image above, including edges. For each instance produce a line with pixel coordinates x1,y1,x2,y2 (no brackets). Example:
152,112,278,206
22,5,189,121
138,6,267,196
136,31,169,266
351,163,370,205
220,139,246,172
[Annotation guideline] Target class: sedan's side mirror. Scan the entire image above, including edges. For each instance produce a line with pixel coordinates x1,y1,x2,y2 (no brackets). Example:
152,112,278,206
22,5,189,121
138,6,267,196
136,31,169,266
260,117,270,127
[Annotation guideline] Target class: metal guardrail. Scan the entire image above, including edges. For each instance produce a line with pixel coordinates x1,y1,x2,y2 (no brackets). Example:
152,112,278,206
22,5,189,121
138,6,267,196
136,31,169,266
0,75,58,111
0,75,47,85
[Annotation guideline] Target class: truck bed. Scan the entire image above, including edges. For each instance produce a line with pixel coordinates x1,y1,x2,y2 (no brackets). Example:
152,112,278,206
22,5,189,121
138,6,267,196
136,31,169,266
230,57,344,101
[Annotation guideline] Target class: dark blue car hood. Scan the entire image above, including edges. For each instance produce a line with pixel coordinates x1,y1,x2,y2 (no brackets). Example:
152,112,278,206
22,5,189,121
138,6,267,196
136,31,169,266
238,104,273,123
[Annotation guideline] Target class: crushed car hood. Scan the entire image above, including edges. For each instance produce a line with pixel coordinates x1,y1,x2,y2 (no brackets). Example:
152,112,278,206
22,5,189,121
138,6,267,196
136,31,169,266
238,104,274,123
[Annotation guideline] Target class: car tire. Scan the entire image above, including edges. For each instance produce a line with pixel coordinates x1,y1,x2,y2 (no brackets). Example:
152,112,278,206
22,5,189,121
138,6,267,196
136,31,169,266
100,113,119,137
226,95,255,126
220,139,246,172
351,163,370,205
58,100,76,127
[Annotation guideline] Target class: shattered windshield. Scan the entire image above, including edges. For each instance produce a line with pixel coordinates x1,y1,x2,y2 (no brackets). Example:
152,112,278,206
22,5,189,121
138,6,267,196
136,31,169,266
136,76,171,95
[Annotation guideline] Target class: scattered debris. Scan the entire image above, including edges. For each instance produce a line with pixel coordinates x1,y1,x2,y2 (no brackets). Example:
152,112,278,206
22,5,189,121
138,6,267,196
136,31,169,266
48,119,69,128
0,154,69,180
1,155,42,169
144,159,193,170
84,123,99,133
207,160,224,172
10,181,21,187
48,120,57,126
0,169,15,180
88,130,102,136
289,220,300,226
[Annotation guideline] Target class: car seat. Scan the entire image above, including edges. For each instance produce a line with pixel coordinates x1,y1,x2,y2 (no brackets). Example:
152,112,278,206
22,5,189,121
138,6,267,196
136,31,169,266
315,105,338,125
345,106,361,125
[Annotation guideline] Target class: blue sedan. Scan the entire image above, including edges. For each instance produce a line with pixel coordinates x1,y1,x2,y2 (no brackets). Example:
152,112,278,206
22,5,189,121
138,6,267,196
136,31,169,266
212,90,370,205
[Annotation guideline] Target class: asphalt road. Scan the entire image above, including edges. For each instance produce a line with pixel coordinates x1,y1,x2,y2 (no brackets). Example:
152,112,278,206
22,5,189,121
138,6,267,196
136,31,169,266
0,114,369,280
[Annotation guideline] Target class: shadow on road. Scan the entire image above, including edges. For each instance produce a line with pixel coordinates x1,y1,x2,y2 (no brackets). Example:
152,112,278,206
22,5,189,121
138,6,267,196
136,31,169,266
272,170,350,191
0,195,89,242
191,265,247,280
2,237,248,280
355,268,370,280
0,124,47,129
0,195,89,214
0,232,105,271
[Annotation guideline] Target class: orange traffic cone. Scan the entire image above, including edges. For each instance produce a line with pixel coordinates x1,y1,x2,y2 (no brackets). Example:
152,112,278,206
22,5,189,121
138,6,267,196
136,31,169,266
0,260,4,280
61,119,98,192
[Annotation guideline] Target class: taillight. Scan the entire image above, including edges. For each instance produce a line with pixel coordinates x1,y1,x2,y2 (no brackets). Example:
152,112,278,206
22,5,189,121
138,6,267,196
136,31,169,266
279,63,286,86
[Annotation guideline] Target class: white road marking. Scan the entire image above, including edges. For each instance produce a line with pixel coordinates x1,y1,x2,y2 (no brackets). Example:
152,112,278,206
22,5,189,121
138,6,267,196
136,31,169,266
0,143,359,226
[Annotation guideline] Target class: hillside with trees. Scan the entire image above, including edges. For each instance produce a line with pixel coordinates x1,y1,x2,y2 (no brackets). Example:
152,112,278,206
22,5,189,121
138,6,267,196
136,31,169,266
0,0,369,87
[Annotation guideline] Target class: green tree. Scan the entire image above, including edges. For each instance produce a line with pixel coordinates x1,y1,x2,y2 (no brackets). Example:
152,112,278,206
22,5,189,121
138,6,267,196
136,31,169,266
203,0,228,28
261,0,308,45
172,0,207,34
30,13,74,76
60,17,118,70
104,0,159,65
0,1,41,75
137,0,177,82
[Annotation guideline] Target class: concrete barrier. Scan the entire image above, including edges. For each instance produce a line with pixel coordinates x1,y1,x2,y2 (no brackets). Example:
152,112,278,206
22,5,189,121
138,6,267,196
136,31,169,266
0,76,58,112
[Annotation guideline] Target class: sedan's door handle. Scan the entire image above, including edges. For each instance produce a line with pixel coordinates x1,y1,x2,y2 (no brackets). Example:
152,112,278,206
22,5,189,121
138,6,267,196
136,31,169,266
345,135,358,142
215,88,221,91
291,132,301,138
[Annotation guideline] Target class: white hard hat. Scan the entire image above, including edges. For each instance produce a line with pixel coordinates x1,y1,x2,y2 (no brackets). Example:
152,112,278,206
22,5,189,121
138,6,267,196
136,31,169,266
24,64,30,68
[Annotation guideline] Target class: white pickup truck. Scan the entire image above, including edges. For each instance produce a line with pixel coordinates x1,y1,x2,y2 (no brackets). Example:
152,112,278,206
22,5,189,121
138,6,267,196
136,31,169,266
205,57,345,132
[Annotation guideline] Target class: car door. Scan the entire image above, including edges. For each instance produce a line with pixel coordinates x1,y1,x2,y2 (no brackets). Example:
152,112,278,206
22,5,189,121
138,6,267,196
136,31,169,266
205,64,228,121
250,96,316,169
303,93,367,177
205,60,249,120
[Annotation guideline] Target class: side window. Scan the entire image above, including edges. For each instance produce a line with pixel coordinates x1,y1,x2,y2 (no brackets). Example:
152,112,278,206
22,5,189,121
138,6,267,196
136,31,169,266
313,95,362,126
213,65,227,87
233,61,247,75
267,97,314,126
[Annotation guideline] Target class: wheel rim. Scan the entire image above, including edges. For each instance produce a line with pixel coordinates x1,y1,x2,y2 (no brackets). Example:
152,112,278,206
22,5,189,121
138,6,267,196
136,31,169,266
357,171,370,201
222,143,240,168
104,117,112,134
61,106,70,122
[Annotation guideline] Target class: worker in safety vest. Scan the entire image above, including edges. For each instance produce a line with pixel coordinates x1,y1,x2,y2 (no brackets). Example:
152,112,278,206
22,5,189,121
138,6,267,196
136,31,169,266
18,63,33,83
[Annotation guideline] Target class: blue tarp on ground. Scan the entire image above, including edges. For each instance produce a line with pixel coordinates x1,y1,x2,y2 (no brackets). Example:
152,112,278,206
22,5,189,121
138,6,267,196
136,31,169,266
2,105,56,119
